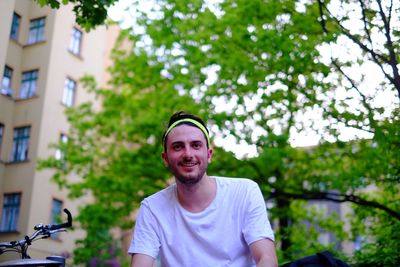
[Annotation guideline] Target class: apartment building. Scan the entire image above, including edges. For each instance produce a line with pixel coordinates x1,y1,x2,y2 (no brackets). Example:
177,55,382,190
0,0,119,261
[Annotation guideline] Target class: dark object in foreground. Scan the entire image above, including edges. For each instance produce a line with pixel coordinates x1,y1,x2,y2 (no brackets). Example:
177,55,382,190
281,251,350,267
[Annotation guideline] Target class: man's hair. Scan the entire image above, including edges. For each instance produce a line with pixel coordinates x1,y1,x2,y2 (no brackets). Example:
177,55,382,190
162,111,209,152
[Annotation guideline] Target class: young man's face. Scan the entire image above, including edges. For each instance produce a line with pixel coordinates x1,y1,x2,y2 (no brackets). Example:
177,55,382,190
162,124,212,186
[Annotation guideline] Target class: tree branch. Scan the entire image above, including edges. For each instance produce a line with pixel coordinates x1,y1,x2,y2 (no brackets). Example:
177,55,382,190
318,0,394,82
317,0,327,34
269,189,400,221
376,0,400,101
331,58,376,129
358,0,373,47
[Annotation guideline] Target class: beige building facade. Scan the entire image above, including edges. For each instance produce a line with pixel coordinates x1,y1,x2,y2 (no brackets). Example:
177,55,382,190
0,0,119,261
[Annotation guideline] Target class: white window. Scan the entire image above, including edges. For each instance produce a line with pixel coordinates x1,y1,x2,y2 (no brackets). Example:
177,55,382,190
20,70,38,98
1,65,13,96
69,27,83,55
62,78,76,107
27,17,45,44
55,133,68,160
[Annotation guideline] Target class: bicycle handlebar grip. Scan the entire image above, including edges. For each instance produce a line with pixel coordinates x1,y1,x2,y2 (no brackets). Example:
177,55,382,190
0,242,12,248
48,208,72,230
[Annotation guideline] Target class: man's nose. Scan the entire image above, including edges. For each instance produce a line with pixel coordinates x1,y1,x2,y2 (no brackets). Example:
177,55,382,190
182,147,194,158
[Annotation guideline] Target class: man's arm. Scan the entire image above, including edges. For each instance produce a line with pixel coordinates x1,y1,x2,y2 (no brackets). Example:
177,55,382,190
249,238,278,267
131,253,155,267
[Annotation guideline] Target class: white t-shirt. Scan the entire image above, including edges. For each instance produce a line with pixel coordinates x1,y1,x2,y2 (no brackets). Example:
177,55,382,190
128,177,274,267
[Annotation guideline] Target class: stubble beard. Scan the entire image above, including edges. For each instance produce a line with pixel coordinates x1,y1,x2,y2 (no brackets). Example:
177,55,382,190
169,162,208,187
176,172,203,186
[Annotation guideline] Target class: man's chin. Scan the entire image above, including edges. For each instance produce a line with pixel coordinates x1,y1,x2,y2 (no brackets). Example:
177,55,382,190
176,175,202,186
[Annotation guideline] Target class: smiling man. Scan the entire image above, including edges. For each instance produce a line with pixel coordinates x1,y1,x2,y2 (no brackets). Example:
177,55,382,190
128,111,278,267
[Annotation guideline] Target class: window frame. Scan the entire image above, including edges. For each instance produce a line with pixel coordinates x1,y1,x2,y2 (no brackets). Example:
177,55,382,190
0,193,22,232
27,17,46,45
11,126,30,162
68,27,83,55
10,12,21,41
20,70,38,99
62,77,76,107
1,65,13,96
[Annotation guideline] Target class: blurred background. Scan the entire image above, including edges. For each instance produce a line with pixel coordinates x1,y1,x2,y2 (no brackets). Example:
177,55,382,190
0,0,399,266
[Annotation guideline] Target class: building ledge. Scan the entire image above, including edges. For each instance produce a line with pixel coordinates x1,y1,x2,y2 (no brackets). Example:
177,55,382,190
0,230,20,234
15,95,39,102
23,40,47,48
1,87,14,97
4,159,30,165
0,94,14,101
68,50,84,61
9,38,23,47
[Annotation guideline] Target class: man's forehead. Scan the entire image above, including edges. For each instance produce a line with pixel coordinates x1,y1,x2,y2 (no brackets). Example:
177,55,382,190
167,124,207,141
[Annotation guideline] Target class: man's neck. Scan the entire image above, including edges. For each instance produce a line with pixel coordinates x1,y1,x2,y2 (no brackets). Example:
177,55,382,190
176,175,217,213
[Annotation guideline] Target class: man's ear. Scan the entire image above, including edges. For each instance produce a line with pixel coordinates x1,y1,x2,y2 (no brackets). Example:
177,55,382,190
207,148,213,163
162,152,169,167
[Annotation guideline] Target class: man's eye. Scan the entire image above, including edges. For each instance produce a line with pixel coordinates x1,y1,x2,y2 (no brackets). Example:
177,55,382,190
193,142,202,149
172,144,183,150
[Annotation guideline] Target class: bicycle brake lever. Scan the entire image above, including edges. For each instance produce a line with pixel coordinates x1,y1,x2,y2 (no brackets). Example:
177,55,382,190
34,223,44,230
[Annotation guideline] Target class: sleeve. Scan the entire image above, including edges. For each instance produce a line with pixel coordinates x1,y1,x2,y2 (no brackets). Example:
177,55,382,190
242,180,275,245
128,200,160,259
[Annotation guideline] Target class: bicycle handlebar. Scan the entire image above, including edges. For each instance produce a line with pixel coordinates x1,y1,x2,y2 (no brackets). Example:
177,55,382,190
48,209,72,230
0,209,72,253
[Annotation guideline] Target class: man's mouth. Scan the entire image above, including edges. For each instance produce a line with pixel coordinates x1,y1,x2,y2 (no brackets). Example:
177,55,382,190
180,162,197,167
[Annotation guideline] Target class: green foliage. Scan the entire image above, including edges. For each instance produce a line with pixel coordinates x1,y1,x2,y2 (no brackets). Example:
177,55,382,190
278,200,348,262
35,0,118,31
39,34,205,264
351,206,400,267
39,0,400,265
127,0,399,264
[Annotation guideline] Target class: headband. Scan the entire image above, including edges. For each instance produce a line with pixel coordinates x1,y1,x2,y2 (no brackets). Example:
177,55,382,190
163,118,211,147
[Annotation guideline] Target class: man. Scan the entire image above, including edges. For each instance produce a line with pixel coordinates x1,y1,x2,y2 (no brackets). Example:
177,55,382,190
129,111,278,267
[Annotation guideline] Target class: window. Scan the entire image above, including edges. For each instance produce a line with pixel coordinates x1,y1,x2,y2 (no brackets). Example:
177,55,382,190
62,78,76,107
50,199,63,238
69,27,83,55
1,66,13,96
10,12,21,40
20,70,38,98
0,193,21,232
11,126,30,162
55,133,68,160
27,17,45,44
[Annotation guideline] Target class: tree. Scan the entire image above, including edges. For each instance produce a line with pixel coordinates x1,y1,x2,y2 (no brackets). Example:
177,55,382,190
40,0,399,265
35,0,119,30
122,0,399,263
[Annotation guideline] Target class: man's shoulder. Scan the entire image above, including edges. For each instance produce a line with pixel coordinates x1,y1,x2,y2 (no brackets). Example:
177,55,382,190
142,184,176,206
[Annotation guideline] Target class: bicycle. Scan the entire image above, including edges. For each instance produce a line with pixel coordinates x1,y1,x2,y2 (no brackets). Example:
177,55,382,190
0,208,72,267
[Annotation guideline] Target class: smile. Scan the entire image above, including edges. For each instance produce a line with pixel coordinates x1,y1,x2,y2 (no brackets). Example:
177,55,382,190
181,162,197,167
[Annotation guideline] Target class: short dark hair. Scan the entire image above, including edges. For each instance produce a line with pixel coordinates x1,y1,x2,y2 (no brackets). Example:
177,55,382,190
162,111,209,152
